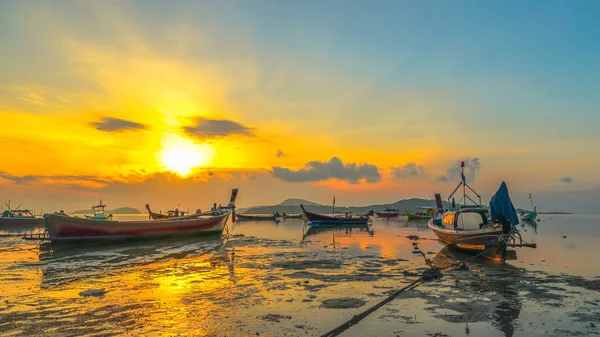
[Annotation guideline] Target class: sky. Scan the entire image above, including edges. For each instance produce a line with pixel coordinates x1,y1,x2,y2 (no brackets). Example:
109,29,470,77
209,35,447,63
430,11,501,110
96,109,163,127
0,0,599,213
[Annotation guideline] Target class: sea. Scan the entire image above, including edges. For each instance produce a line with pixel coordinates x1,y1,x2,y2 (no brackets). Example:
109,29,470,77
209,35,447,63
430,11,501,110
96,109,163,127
0,214,599,336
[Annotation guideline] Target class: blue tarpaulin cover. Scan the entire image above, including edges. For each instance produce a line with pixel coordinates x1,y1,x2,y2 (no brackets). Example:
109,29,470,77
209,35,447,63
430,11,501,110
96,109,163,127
489,181,520,227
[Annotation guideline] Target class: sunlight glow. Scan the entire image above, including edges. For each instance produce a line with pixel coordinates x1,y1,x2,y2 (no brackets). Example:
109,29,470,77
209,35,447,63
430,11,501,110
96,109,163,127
159,134,215,175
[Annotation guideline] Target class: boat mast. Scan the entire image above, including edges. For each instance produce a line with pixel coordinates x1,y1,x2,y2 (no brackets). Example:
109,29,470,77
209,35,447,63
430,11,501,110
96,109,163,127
447,161,481,208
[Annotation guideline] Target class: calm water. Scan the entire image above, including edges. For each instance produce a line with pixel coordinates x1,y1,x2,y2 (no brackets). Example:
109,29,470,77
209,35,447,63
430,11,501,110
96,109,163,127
0,214,599,336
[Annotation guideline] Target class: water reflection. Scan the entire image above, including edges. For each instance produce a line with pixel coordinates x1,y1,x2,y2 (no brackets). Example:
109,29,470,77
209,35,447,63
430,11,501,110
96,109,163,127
431,246,523,337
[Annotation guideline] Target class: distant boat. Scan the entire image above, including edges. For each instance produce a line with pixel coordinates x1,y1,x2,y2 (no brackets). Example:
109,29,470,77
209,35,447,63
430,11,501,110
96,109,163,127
84,200,113,221
145,204,197,220
282,213,303,219
236,213,280,221
375,207,402,218
406,206,436,220
300,204,370,227
519,194,538,221
0,201,44,228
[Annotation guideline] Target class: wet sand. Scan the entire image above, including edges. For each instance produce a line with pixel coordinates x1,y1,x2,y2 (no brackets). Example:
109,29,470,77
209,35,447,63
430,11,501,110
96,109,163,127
0,214,599,336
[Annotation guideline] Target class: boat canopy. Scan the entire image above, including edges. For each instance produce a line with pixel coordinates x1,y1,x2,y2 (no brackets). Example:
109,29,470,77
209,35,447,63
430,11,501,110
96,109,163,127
489,181,519,227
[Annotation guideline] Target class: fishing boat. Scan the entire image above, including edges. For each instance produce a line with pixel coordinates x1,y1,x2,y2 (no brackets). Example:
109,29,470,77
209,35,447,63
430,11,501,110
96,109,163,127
0,201,44,228
427,162,536,261
300,204,370,227
375,207,402,218
145,204,198,220
236,212,281,221
84,201,113,221
42,210,231,243
282,213,303,219
406,206,436,220
32,189,239,244
519,194,537,221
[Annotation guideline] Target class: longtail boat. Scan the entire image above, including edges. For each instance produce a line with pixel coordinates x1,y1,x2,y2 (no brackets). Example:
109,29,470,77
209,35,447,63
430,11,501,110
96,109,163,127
43,211,231,243
236,213,280,221
375,207,402,218
146,204,200,220
300,204,370,227
39,189,239,244
0,201,44,228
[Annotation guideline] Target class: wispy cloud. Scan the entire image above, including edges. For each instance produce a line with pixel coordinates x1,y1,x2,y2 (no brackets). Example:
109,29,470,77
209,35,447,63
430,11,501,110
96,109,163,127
271,157,381,184
184,117,253,139
560,176,573,183
392,162,425,179
436,158,481,183
90,117,145,132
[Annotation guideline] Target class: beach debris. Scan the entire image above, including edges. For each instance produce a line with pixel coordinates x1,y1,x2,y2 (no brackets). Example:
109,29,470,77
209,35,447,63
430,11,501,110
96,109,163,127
465,323,470,334
79,288,106,297
257,314,292,322
321,297,367,309
562,236,567,238
407,235,420,241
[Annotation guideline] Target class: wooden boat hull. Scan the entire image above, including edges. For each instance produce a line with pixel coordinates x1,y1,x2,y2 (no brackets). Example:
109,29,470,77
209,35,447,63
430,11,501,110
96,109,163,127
0,217,45,229
43,212,229,243
307,219,369,227
236,214,278,221
282,214,303,219
427,219,503,247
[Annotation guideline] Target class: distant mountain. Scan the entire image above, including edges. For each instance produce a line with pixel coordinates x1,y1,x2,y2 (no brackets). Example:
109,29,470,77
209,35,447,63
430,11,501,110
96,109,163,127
241,198,448,215
72,207,141,215
277,198,321,207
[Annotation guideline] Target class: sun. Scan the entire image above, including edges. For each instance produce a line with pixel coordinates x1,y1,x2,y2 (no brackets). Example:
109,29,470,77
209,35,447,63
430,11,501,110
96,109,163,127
158,134,214,175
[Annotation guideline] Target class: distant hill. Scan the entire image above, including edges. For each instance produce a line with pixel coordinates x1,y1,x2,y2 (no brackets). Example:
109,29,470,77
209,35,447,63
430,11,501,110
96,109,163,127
72,207,141,215
277,198,321,206
241,198,449,215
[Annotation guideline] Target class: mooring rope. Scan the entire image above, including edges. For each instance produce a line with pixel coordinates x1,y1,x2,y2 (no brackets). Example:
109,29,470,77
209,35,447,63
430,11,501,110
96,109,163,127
320,238,504,337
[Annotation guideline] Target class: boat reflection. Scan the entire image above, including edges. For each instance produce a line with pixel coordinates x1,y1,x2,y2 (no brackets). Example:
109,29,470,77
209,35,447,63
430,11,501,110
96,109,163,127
431,245,522,337
39,235,227,288
302,223,374,242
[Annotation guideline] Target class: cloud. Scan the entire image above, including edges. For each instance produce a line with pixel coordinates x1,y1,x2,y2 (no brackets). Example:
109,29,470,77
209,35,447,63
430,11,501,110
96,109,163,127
0,172,38,184
392,162,425,179
90,117,145,132
271,157,381,184
436,158,481,183
184,117,253,139
276,149,285,158
560,177,573,183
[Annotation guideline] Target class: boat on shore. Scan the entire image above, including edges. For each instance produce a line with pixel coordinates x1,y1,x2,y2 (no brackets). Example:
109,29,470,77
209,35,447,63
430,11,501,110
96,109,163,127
31,189,239,244
300,204,370,227
42,210,231,244
406,206,436,220
375,207,402,218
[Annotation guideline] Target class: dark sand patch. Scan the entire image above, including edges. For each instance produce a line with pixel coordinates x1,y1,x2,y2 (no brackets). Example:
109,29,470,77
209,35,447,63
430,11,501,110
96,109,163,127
321,298,367,309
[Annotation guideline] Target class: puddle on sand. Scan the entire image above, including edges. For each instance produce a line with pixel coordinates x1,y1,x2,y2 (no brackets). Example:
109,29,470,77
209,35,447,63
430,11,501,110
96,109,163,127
0,215,599,336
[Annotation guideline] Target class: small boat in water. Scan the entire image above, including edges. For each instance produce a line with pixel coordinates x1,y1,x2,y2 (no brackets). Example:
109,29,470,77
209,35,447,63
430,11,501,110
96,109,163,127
519,194,538,221
282,213,303,219
236,212,281,221
0,201,44,228
300,204,370,227
145,204,200,220
375,207,402,218
406,206,436,220
84,201,113,221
